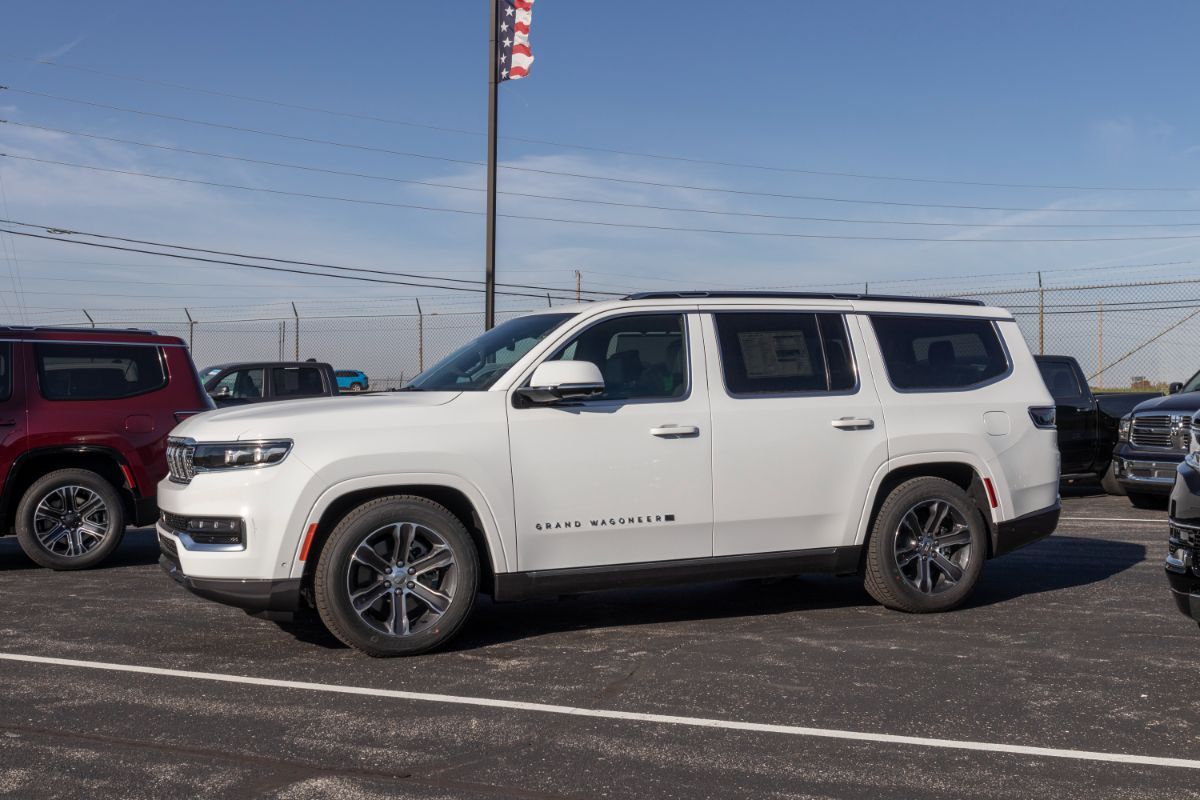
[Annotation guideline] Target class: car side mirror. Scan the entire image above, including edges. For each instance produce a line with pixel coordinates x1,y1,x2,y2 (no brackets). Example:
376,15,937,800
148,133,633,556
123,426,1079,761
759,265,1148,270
1169,382,1184,395
211,386,232,399
514,361,605,405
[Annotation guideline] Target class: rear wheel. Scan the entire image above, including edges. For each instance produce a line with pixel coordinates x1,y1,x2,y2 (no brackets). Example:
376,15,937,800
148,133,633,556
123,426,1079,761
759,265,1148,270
314,496,478,656
1128,492,1164,510
15,468,126,570
349,382,364,392
863,477,986,613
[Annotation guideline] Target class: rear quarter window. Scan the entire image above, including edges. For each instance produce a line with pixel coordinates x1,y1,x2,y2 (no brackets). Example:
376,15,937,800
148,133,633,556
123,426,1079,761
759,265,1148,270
36,343,168,400
870,315,1008,391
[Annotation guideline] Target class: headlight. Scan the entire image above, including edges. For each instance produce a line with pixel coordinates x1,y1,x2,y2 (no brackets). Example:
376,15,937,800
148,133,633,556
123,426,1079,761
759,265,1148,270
1118,415,1132,442
191,440,293,471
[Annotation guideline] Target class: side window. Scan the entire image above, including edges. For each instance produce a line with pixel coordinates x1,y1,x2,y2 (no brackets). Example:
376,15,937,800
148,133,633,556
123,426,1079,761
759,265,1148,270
549,313,687,402
36,343,167,401
1037,360,1084,402
272,366,325,398
870,315,1008,391
213,368,264,400
715,312,855,395
0,343,11,402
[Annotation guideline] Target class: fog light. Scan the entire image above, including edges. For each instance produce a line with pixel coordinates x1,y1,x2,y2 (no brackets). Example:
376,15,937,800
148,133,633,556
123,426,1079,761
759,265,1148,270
161,512,245,547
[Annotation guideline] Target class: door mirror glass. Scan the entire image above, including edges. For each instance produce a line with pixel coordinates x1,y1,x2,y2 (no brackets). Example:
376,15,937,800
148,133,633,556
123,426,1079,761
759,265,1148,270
211,385,232,399
1169,382,1184,395
516,361,605,404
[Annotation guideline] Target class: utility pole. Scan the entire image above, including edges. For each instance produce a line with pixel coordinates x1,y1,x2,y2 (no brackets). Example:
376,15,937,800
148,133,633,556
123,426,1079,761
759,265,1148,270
575,269,581,302
484,0,500,330
415,298,424,373
1037,271,1045,355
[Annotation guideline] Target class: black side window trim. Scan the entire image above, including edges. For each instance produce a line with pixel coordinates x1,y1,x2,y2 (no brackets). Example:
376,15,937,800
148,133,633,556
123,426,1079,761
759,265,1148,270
0,342,12,403
712,311,862,399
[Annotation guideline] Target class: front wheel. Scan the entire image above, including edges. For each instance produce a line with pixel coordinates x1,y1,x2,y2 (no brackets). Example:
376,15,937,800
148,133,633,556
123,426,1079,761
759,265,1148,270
863,477,987,613
15,469,126,570
349,383,364,392
314,496,478,656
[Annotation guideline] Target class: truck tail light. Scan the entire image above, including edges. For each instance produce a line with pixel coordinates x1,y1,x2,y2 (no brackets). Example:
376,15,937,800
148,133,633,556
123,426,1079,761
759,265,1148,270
174,410,207,424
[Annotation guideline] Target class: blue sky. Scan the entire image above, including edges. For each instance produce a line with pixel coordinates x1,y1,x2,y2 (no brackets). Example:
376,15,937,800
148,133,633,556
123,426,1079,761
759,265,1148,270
2,0,1200,329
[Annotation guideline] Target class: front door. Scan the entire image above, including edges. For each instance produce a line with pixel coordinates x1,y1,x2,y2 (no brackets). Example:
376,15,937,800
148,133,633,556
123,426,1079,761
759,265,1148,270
702,311,889,556
507,311,713,571
0,342,27,490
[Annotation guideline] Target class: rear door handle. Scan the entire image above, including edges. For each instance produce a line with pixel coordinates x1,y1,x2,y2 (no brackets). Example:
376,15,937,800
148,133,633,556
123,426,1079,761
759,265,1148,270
831,417,874,430
651,425,700,438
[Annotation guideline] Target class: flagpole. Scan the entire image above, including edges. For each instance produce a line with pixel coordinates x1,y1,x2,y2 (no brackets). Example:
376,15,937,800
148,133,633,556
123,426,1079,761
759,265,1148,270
484,0,499,330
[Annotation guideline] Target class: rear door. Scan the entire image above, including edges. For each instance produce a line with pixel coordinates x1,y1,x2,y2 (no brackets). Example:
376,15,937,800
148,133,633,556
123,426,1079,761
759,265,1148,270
0,341,28,492
269,365,328,401
1036,357,1095,474
703,310,889,555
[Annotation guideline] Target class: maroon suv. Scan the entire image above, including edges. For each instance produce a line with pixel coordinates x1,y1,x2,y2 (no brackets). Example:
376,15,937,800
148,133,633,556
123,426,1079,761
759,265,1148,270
0,327,210,569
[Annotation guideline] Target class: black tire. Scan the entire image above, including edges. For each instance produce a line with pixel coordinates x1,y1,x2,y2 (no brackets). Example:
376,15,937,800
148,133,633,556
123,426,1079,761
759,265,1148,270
1128,492,1165,510
863,477,987,613
314,495,478,656
1100,463,1127,496
15,468,126,570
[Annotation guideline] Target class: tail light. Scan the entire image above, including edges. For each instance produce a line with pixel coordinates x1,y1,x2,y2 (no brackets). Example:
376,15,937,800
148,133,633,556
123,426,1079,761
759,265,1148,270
1028,406,1056,429
174,410,206,423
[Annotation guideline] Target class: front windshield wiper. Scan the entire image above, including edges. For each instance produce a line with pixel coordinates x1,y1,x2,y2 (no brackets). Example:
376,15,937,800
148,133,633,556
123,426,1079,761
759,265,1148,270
395,385,424,391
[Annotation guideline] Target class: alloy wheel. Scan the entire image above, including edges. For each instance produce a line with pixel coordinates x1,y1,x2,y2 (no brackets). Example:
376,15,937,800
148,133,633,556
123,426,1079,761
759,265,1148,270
893,499,972,595
344,521,458,637
33,485,111,558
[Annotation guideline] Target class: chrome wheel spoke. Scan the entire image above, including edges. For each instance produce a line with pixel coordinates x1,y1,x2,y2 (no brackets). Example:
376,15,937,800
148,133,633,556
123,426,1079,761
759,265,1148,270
410,546,453,576
936,525,971,549
408,581,450,615
895,547,919,569
38,524,68,549
916,555,932,593
76,494,104,520
924,501,950,535
388,593,410,636
931,552,964,585
392,523,415,565
351,544,391,576
78,523,107,542
350,582,389,613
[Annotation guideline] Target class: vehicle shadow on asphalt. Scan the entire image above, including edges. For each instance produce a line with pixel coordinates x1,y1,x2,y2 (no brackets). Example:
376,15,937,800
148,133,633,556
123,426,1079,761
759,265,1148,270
0,528,161,572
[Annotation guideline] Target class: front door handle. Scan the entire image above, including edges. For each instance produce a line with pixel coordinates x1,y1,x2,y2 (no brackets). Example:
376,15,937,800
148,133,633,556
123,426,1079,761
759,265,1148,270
651,425,700,438
831,417,874,430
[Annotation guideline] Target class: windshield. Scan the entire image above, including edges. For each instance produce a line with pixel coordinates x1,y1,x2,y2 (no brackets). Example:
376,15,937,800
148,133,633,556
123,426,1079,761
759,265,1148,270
406,313,572,391
1183,369,1200,394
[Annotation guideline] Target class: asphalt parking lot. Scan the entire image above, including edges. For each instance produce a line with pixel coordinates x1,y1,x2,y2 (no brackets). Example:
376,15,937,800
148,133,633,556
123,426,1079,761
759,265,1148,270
0,490,1194,799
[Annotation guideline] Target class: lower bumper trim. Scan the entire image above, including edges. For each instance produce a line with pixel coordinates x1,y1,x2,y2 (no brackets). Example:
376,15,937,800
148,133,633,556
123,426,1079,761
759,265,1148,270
1166,567,1200,623
159,556,302,619
993,502,1060,557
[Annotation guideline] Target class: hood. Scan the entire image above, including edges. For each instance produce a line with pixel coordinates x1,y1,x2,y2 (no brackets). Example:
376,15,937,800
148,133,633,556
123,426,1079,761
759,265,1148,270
172,391,462,440
1131,391,1200,415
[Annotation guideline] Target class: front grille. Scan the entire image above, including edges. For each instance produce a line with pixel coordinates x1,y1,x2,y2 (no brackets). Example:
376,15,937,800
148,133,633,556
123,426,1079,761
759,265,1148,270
160,511,191,531
1131,414,1191,451
166,439,195,483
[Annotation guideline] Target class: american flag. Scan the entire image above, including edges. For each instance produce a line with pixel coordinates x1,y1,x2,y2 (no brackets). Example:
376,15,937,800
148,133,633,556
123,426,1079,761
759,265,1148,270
497,0,534,81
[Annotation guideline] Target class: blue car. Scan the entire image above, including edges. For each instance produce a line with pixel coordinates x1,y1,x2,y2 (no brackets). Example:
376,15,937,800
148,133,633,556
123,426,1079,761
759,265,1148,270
335,369,369,392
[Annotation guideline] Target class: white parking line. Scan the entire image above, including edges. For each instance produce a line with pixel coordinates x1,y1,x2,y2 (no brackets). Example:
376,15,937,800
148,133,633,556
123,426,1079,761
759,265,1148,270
1060,516,1163,524
2,652,1197,771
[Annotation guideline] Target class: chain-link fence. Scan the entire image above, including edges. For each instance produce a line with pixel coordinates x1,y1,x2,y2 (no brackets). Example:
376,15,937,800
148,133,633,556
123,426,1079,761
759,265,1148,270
31,274,1200,392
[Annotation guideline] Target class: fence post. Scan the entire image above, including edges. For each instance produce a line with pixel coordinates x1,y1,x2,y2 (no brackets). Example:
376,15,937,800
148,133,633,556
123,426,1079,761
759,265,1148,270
291,302,300,361
415,298,424,373
184,307,195,351
82,309,95,328
1096,300,1104,391
546,293,552,308
1037,271,1045,355
278,321,285,360
575,269,581,302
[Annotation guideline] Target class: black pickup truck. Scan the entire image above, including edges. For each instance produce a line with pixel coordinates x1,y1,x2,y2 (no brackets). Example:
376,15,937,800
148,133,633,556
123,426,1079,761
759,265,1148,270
1111,368,1200,507
200,361,339,407
1034,356,1161,493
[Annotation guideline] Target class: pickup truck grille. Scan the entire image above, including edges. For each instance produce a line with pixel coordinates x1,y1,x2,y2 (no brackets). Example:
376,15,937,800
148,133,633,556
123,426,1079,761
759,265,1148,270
166,439,196,484
1131,414,1191,451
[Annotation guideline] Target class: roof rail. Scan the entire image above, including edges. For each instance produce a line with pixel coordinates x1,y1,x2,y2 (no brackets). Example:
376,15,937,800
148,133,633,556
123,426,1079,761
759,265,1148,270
622,291,984,306
0,325,159,335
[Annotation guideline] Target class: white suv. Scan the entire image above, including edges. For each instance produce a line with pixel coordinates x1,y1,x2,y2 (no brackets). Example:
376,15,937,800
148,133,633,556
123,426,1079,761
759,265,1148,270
158,292,1060,656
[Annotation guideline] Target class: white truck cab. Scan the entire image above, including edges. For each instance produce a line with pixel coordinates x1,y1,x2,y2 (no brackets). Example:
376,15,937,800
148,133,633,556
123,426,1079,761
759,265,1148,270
158,291,1060,655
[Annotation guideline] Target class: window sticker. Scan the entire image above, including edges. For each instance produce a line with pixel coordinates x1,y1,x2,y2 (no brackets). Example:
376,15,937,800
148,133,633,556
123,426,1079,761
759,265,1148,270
738,330,812,378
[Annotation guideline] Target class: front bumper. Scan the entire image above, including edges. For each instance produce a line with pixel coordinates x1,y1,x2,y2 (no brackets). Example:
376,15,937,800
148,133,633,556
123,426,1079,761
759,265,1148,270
993,501,1060,557
1113,445,1184,495
1166,459,1200,624
159,534,301,619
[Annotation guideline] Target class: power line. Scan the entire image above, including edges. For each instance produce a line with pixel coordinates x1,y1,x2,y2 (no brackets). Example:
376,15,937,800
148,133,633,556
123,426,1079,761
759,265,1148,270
18,56,1200,193
17,154,1200,243
0,226,588,301
9,86,1200,214
16,120,1200,229
0,216,620,296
